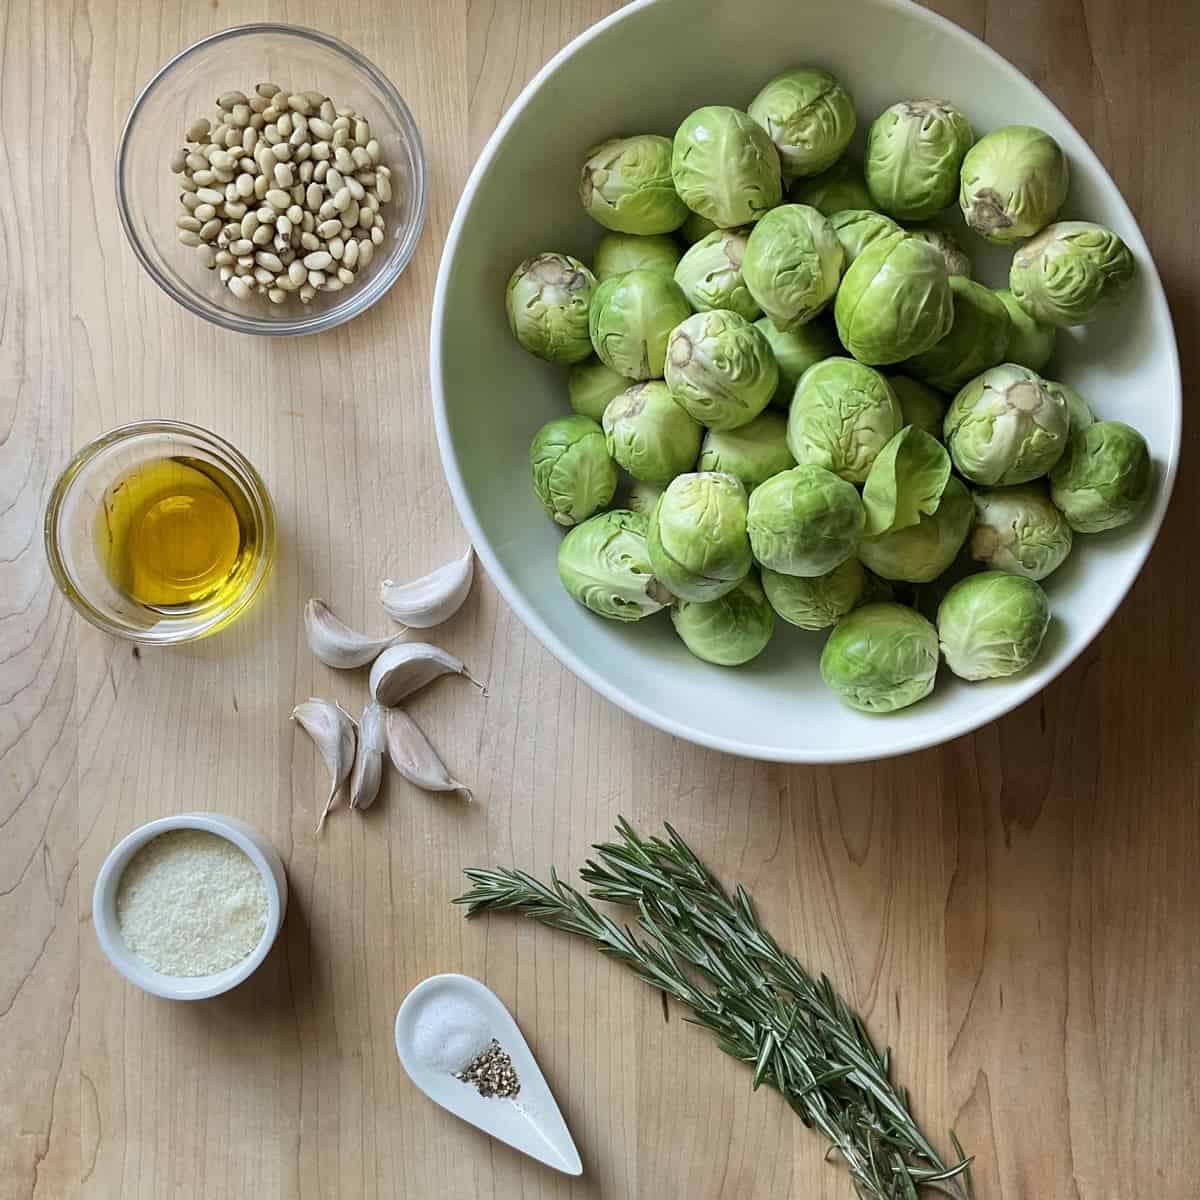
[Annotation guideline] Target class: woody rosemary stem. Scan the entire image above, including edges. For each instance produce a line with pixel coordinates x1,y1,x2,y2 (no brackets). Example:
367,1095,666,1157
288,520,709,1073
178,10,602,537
456,819,972,1200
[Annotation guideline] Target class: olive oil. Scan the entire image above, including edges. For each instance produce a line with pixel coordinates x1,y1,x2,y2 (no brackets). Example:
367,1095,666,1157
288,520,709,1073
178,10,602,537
95,456,260,612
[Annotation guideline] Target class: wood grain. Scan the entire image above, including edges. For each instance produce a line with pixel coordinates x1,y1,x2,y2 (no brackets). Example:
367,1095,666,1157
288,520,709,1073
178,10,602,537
2,0,1197,1197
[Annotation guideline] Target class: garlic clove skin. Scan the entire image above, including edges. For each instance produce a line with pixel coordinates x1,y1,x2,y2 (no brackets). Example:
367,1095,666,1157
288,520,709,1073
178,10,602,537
369,642,487,707
349,701,387,810
292,698,357,832
384,706,472,800
380,547,474,628
304,598,405,669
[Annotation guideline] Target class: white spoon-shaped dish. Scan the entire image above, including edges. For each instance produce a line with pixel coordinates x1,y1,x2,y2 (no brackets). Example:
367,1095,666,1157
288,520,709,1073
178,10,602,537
395,974,582,1175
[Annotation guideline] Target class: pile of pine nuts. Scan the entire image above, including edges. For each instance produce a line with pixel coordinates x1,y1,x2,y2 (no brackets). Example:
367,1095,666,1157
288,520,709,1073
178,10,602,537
170,83,394,304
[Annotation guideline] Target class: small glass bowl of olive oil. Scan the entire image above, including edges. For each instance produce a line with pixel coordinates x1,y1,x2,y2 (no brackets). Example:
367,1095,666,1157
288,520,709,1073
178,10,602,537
45,421,275,643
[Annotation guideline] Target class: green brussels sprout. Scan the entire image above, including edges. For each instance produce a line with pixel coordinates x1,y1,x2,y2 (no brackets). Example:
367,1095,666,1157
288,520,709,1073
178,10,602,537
602,381,703,486
593,233,683,282
506,253,597,363
530,415,618,526
888,375,947,439
746,464,865,576
995,288,1056,373
970,484,1073,580
829,208,903,264
671,106,783,228
589,269,692,380
568,357,630,421
865,99,974,221
648,471,752,601
834,235,954,365
1009,221,1135,327
1049,420,1152,533
762,557,865,630
944,364,1068,486
697,410,794,491
904,277,1011,393
862,426,951,536
746,67,857,178
856,475,973,582
680,210,719,244
579,135,688,234
788,357,903,483
1042,378,1093,436
820,602,939,713
790,157,874,215
755,317,840,409
907,227,972,279
674,227,761,319
558,509,671,621
626,479,664,515
742,204,843,331
959,125,1069,244
937,571,1050,681
671,571,775,665
664,310,779,431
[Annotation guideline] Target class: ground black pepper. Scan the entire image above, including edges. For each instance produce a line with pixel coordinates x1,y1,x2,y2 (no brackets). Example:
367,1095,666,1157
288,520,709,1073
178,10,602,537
454,1040,521,1099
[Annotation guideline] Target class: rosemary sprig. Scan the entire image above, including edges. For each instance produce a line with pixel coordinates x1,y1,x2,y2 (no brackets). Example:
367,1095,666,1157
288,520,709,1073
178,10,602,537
456,819,972,1200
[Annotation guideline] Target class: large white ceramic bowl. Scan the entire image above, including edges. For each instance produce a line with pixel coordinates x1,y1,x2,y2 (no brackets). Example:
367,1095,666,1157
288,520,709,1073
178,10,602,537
432,0,1180,763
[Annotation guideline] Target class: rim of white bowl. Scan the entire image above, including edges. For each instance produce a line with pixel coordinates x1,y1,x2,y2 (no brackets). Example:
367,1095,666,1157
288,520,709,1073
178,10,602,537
430,0,1182,764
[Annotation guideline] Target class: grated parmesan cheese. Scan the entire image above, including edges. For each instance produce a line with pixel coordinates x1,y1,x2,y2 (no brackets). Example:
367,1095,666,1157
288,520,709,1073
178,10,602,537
115,829,268,976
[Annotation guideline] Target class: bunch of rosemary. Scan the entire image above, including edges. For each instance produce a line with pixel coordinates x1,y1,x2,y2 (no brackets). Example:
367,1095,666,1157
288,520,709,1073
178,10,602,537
456,819,972,1199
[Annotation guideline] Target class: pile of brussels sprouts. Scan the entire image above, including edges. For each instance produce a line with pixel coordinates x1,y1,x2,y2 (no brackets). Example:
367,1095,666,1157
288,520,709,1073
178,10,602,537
504,68,1152,715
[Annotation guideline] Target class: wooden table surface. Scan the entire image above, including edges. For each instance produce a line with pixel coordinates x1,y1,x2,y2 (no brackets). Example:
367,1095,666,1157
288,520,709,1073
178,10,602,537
3,1,1197,1197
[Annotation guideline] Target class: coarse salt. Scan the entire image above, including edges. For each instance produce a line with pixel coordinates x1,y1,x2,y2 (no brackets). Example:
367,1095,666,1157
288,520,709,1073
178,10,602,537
411,997,493,1074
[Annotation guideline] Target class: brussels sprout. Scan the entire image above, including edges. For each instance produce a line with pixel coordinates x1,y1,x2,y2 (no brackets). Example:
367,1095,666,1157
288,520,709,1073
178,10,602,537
865,99,974,221
697,410,794,491
579,135,688,234
603,381,703,486
558,509,671,621
790,157,874,215
593,233,683,281
788,357,903,483
907,227,972,279
755,317,840,408
862,426,951,536
626,479,664,515
589,269,692,380
944,364,1068,486
742,204,843,331
937,571,1050,681
1049,420,1152,533
829,209,903,264
681,210,719,244
747,465,865,577
995,288,1056,373
1042,378,1094,436
834,235,954,365
506,253,597,363
671,571,775,665
905,277,1011,393
671,106,783,228
970,484,1073,580
530,415,618,526
674,228,760,319
762,557,865,630
648,471,752,601
959,125,1069,243
568,357,630,421
747,67,857,178
888,375,947,439
1009,221,1135,327
856,475,973,582
820,602,939,713
664,310,779,431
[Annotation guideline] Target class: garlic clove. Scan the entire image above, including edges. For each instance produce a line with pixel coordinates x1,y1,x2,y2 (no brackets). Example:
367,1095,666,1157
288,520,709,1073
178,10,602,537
369,642,487,707
350,701,387,810
380,546,475,628
304,598,405,669
292,698,357,832
384,706,472,800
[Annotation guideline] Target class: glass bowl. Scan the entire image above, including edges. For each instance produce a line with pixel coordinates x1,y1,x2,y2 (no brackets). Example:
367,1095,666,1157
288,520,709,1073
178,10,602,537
44,420,276,644
116,23,426,336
